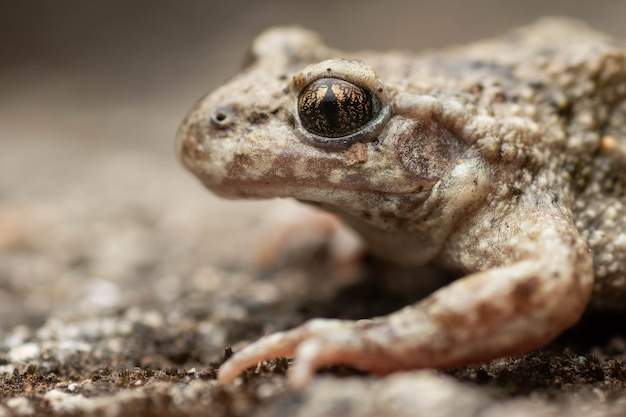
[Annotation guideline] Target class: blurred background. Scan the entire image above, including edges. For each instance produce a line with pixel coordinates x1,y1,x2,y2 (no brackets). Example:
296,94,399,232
0,0,625,330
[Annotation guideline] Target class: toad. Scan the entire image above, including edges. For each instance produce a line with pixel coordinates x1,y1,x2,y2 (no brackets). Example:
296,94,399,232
176,18,626,386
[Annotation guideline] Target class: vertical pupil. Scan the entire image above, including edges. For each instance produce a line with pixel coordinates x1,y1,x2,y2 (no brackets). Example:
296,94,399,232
298,78,375,138
321,84,340,129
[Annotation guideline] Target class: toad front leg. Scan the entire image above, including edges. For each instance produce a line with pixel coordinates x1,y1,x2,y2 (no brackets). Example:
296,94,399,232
218,207,593,387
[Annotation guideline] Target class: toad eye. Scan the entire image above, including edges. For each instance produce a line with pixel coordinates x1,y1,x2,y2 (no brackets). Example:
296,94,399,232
298,78,376,138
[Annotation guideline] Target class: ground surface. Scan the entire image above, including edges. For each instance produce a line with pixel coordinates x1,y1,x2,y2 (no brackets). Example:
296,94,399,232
2,1,626,416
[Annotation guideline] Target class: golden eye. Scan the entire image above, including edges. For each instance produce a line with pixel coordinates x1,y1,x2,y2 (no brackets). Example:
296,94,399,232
298,78,375,138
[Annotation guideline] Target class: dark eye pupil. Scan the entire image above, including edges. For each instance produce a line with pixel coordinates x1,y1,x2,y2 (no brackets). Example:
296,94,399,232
298,78,374,138
321,89,340,130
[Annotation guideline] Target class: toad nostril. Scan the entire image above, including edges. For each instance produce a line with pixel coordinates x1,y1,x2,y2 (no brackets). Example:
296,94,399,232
211,105,236,128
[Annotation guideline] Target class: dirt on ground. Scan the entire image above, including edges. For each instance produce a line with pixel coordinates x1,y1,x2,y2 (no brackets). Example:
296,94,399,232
2,1,626,416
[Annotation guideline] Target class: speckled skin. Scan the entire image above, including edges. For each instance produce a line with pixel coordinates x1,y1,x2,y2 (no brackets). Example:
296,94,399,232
176,18,626,386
